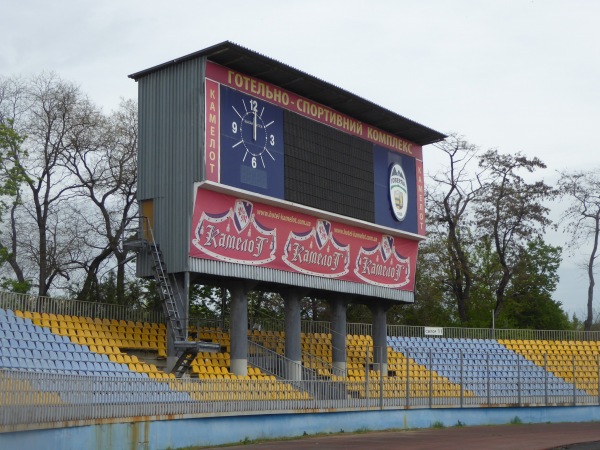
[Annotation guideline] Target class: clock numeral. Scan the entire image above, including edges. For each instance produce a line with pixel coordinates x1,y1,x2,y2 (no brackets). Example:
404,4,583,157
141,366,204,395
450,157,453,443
270,134,275,146
251,157,257,169
232,122,238,134
249,99,258,112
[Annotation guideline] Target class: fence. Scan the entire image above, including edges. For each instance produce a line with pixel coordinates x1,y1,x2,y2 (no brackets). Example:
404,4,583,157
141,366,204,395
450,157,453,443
195,315,600,344
0,291,164,325
386,324,600,342
2,347,600,431
3,290,600,344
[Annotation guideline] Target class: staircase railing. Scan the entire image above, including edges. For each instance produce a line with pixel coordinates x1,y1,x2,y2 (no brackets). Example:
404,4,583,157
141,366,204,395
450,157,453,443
122,216,219,377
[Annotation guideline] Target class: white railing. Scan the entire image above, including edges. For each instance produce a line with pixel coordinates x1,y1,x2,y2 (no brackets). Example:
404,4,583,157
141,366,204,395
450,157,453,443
0,291,164,325
3,290,600,344
2,347,600,431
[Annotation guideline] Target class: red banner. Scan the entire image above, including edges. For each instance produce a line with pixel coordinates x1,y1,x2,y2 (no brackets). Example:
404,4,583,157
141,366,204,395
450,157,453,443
204,79,220,182
190,188,418,291
206,61,422,160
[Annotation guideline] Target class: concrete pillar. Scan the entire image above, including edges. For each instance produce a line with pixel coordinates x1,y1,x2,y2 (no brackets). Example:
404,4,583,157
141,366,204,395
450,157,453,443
330,296,348,376
283,289,303,381
229,281,249,377
369,301,391,376
166,272,189,372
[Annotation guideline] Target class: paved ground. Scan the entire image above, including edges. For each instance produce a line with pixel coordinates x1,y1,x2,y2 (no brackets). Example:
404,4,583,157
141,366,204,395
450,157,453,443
212,422,600,450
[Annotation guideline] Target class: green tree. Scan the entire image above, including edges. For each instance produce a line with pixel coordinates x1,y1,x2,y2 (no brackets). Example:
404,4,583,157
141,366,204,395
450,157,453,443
476,150,555,321
0,120,30,292
499,239,570,330
189,284,224,321
466,236,500,327
407,235,459,326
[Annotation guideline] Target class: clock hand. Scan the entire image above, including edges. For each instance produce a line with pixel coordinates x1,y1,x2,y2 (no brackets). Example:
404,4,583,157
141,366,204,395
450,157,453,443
253,110,257,142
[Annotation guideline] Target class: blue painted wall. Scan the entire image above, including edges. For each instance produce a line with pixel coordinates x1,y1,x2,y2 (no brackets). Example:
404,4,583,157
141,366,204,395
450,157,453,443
2,406,600,450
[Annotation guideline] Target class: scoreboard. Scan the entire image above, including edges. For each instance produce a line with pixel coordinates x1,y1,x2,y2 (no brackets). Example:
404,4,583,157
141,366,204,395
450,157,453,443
204,62,425,236
193,61,427,295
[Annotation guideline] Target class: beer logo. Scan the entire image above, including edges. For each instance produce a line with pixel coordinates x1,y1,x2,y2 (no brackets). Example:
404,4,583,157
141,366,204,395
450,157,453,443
354,235,410,288
389,163,408,222
192,199,276,265
283,219,350,278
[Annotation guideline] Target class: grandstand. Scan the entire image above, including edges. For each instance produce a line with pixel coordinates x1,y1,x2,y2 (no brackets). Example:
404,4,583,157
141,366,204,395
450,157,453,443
2,291,600,436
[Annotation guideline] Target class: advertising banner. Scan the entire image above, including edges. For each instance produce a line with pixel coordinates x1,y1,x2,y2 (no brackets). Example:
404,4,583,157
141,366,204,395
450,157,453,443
204,78,220,182
190,188,418,291
206,61,422,160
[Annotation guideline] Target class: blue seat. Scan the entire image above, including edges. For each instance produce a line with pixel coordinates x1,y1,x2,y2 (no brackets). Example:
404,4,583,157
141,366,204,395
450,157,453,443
5,315,17,324
40,359,50,370
10,356,21,369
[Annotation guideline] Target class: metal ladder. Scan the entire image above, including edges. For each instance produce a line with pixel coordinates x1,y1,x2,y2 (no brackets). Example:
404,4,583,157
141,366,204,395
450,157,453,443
123,216,219,377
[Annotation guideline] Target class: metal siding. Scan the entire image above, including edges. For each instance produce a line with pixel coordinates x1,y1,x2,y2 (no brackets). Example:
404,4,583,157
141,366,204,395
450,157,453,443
129,42,446,146
136,57,205,275
134,50,415,303
188,258,414,303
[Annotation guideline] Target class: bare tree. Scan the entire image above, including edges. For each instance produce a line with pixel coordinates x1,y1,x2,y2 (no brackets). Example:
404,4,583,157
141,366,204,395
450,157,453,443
427,134,485,323
557,170,600,331
476,150,555,321
63,99,138,303
0,73,113,296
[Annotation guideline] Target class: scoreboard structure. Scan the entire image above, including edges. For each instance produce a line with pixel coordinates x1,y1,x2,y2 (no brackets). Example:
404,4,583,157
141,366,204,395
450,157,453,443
130,42,445,375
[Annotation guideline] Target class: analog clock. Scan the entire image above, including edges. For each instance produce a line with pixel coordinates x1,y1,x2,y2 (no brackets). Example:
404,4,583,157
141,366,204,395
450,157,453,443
233,97,275,169
219,86,284,198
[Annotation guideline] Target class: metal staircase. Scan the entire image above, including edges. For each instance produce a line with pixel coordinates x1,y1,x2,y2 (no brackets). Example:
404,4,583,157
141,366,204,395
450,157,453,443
123,216,219,377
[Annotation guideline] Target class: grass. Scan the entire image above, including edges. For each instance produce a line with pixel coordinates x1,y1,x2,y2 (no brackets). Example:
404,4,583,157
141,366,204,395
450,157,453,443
510,416,523,425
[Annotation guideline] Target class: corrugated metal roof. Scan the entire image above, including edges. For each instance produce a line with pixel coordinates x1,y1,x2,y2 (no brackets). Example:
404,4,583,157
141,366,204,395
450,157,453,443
129,41,447,146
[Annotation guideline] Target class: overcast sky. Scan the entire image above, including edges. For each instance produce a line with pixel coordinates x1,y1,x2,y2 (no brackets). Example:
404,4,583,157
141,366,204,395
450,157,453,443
2,0,599,317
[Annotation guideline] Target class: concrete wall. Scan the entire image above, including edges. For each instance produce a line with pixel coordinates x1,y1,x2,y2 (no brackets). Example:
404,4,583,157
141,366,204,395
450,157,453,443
2,406,600,450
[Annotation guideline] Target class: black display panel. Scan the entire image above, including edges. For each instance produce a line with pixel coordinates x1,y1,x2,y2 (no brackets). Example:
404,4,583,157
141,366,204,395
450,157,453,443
283,111,374,222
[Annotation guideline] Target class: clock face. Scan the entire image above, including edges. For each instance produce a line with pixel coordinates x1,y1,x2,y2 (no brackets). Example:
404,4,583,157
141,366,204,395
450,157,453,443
220,86,284,198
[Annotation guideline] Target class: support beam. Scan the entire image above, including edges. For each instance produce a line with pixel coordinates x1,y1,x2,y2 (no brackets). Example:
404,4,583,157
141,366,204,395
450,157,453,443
369,301,392,376
329,295,348,376
282,288,305,381
229,280,250,377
